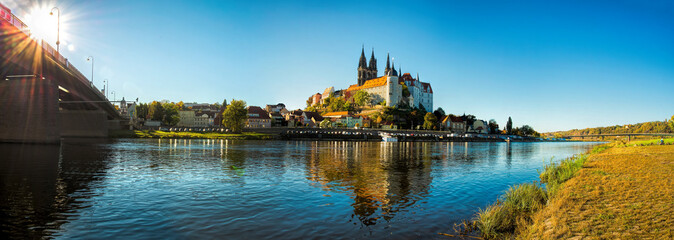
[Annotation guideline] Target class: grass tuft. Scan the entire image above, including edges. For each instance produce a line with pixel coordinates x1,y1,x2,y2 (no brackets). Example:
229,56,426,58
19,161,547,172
464,183,547,240
539,154,588,197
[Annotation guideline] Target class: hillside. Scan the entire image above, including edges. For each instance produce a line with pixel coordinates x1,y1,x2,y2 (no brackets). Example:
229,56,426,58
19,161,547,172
549,120,672,136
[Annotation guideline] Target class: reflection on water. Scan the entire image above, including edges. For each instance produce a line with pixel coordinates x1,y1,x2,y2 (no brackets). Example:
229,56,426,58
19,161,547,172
306,142,433,226
0,139,600,239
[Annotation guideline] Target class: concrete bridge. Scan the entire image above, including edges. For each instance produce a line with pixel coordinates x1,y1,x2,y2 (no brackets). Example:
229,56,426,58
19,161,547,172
0,13,125,144
564,133,674,141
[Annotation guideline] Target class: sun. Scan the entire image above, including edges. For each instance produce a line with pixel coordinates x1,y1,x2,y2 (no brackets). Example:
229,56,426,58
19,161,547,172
18,1,70,50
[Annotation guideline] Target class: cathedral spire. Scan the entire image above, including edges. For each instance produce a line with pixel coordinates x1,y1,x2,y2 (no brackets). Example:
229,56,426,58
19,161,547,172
368,48,377,72
391,60,397,76
398,66,402,77
384,53,391,75
358,46,367,68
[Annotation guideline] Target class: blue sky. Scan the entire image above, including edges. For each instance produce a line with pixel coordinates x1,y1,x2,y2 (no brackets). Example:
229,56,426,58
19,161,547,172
5,0,674,132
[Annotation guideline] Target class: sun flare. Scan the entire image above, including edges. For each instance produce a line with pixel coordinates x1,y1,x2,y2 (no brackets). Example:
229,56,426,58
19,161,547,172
17,1,70,51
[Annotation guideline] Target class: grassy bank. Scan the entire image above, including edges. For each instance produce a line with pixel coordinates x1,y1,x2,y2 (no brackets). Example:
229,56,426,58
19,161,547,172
109,130,274,140
459,139,674,239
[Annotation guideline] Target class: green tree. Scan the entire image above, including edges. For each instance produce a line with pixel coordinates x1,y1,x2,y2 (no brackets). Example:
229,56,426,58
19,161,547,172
506,117,513,134
669,115,674,131
222,99,248,133
433,107,446,122
136,103,149,119
148,101,164,121
353,90,370,107
423,112,438,130
320,119,331,128
401,83,410,97
488,119,499,134
520,125,535,136
162,102,180,126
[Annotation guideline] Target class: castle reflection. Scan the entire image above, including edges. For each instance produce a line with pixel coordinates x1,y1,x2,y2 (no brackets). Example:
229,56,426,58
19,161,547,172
305,141,433,226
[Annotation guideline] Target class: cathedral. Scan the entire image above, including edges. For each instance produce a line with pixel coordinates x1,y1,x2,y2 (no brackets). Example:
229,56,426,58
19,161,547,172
357,48,400,86
348,47,434,111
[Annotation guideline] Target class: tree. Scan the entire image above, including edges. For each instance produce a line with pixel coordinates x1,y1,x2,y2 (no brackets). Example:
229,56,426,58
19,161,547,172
353,90,370,107
423,112,438,130
401,84,410,98
176,101,185,110
433,108,446,122
488,119,499,134
506,117,513,135
148,101,164,121
320,119,331,128
222,99,248,133
136,103,149,119
162,102,180,126
520,125,535,136
670,115,674,131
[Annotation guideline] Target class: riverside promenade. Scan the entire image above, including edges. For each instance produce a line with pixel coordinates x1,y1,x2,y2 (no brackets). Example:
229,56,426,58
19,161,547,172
243,127,538,142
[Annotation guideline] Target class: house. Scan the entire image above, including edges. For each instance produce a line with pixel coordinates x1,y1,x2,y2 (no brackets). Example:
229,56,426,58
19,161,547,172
443,115,466,134
178,110,195,127
265,103,286,114
246,106,271,128
470,120,489,134
302,111,324,127
269,112,285,126
336,115,363,128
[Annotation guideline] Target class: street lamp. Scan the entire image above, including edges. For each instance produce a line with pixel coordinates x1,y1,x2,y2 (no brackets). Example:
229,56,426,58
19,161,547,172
49,7,60,53
86,56,94,86
111,91,116,102
103,79,109,99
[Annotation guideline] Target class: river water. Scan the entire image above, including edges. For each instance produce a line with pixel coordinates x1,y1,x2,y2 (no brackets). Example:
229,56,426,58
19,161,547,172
0,139,600,239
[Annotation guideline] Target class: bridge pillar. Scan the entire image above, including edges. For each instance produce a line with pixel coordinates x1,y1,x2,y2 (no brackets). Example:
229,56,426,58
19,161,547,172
59,110,109,138
0,77,61,143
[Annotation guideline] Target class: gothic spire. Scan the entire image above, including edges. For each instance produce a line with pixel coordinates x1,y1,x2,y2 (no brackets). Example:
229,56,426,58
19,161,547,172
391,61,397,76
416,73,420,81
385,53,391,74
368,48,377,71
398,66,402,77
358,46,367,68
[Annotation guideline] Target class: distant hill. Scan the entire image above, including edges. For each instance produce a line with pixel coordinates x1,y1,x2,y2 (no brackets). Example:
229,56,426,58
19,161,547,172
549,120,672,136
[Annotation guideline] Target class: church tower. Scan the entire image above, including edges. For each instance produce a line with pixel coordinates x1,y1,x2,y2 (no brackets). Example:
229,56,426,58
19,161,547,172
368,49,377,80
357,47,368,86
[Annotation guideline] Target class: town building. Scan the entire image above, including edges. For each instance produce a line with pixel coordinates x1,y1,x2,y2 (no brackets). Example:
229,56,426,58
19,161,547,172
246,106,271,128
443,115,466,134
302,111,324,127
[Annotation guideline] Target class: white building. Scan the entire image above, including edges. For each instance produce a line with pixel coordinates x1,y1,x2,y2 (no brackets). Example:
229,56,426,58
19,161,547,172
399,73,433,111
345,75,402,107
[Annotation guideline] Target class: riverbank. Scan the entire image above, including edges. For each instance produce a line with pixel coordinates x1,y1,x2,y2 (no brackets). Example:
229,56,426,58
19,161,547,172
109,130,275,140
459,139,674,239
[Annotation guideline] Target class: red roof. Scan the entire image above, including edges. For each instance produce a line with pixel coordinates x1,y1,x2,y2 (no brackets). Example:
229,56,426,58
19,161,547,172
247,106,270,119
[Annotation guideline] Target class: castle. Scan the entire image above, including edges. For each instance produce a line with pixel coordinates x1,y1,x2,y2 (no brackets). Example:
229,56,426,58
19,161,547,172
345,47,433,111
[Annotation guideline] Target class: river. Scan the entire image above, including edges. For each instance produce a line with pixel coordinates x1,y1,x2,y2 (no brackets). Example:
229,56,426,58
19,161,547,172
0,139,601,239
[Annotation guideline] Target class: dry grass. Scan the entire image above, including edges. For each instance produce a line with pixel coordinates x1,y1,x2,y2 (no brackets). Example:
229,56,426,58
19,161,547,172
522,145,674,239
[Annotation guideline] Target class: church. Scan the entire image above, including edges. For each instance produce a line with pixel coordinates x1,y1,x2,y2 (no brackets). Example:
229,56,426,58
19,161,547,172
344,47,433,111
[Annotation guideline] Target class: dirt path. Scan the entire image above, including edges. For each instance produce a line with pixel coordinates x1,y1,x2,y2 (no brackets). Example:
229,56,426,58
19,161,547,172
524,145,674,239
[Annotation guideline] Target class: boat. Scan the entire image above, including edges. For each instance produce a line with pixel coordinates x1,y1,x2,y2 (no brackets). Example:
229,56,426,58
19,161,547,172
380,133,397,142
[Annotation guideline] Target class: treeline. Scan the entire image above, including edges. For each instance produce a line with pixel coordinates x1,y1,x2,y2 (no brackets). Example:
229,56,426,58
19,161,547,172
135,100,224,126
549,117,674,137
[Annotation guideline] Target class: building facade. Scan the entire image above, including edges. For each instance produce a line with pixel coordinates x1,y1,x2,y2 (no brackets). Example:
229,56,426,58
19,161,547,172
246,106,271,128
